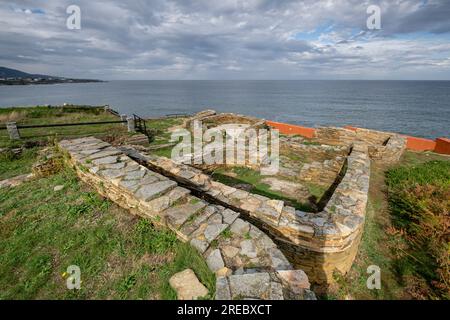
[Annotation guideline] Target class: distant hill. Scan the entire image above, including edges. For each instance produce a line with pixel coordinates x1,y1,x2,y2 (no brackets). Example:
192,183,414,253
0,66,59,79
0,66,102,85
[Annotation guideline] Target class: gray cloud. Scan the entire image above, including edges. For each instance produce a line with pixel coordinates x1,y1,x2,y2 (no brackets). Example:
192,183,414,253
0,0,449,79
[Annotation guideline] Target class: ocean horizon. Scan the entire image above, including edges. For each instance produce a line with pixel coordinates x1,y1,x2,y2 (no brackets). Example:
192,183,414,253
1,80,449,139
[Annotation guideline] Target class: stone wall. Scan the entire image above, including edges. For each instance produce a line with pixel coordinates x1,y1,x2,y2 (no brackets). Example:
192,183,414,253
314,127,406,164
122,142,371,284
184,110,267,134
280,137,349,186
58,137,315,300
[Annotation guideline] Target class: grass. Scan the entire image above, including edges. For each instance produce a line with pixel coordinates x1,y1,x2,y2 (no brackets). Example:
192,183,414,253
152,146,174,158
329,150,450,300
146,117,185,146
0,163,215,299
211,166,318,212
0,147,40,180
0,105,128,148
385,160,449,299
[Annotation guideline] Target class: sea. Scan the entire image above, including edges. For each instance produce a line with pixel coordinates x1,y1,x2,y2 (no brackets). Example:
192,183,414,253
0,80,449,139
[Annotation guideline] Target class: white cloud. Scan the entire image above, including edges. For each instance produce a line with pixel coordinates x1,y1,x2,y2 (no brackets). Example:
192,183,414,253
0,0,449,79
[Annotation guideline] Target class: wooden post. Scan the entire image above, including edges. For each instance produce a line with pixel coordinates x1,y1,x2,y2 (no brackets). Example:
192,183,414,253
6,122,20,140
120,114,127,126
127,117,135,133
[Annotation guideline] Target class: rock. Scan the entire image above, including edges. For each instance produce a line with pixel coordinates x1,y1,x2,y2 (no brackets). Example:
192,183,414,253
119,179,140,192
207,213,223,225
234,267,244,275
134,180,177,201
190,238,209,254
216,267,232,277
206,249,225,272
240,240,257,258
123,168,146,180
221,245,239,258
230,218,250,235
221,208,239,225
165,202,206,228
215,276,231,300
269,281,284,300
204,224,228,243
268,248,292,270
102,162,126,170
228,273,271,299
92,155,119,165
266,199,284,214
98,169,125,180
87,150,121,160
169,269,209,300
178,170,195,180
276,270,310,298
53,185,64,192
255,204,282,225
0,173,33,189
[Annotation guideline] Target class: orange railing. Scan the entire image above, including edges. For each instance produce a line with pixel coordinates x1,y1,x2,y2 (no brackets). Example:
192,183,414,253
266,121,450,155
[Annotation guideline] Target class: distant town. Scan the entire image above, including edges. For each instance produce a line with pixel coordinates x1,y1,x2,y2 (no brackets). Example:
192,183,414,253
0,66,102,85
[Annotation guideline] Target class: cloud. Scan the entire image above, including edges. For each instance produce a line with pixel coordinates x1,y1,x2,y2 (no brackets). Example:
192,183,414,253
0,0,449,79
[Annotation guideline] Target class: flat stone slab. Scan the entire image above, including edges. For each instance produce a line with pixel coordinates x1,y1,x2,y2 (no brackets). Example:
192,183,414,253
169,269,209,300
276,270,310,297
206,249,225,272
92,156,119,166
204,223,228,243
164,201,207,229
86,149,122,160
228,273,272,299
135,180,177,201
0,173,33,189
240,240,258,259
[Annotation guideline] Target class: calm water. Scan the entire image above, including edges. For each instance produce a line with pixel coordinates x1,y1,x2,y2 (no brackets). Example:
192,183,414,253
0,80,449,139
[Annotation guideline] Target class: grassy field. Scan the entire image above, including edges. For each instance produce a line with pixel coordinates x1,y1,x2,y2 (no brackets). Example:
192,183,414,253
0,105,128,148
0,160,214,299
330,150,450,300
0,147,39,180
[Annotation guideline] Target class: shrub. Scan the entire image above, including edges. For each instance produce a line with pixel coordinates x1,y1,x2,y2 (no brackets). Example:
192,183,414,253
386,160,450,299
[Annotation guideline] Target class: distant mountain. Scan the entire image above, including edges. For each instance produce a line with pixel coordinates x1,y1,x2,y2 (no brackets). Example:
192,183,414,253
0,66,58,79
0,66,102,85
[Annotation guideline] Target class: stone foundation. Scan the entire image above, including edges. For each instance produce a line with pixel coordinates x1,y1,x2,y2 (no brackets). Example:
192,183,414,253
121,141,370,284
58,137,315,300
314,127,406,164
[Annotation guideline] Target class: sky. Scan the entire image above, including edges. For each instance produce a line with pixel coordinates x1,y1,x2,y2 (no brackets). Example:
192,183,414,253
1,0,450,80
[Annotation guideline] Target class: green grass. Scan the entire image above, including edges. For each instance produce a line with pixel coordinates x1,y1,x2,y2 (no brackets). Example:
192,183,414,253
211,166,317,212
330,151,450,300
146,117,185,146
385,160,449,299
0,105,127,148
151,146,174,158
0,147,40,180
0,166,214,299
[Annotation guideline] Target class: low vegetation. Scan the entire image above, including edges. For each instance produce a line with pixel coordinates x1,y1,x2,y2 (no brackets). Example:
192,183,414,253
331,151,450,300
385,160,449,299
0,105,127,148
0,156,214,299
0,147,39,180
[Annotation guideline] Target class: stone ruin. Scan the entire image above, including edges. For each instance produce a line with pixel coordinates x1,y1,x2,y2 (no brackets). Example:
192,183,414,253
58,137,315,300
125,110,406,285
55,110,407,298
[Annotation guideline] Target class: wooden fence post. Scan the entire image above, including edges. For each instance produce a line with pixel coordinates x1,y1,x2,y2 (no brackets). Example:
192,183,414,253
121,114,127,126
6,122,21,140
127,117,135,133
